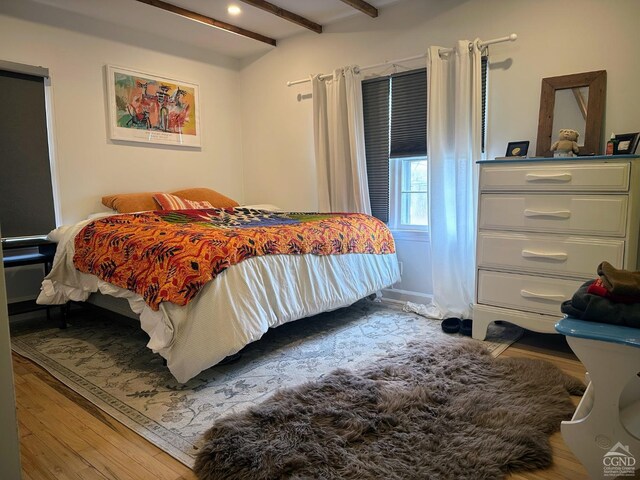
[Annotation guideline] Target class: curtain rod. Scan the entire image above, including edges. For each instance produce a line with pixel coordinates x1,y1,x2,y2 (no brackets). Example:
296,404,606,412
286,33,517,87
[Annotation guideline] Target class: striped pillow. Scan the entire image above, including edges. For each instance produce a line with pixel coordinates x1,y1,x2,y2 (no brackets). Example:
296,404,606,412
153,193,214,210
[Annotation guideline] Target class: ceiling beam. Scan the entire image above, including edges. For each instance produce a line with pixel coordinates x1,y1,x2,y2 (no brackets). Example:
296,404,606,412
239,0,322,34
339,0,378,18
134,0,277,46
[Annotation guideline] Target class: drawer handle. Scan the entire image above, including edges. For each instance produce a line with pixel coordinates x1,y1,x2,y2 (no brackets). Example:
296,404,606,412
521,249,568,261
524,209,571,219
520,289,565,302
525,172,572,182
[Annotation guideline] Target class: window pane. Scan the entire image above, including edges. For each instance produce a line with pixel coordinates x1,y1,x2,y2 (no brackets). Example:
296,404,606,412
408,160,428,191
397,157,428,227
402,192,428,225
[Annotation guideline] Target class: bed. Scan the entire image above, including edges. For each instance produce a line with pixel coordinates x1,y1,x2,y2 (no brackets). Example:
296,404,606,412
37,198,400,383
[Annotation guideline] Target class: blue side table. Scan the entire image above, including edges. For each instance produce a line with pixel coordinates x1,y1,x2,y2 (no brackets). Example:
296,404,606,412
556,317,640,479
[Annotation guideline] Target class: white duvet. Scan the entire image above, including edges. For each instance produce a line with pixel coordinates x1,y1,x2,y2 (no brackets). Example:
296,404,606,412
37,216,400,383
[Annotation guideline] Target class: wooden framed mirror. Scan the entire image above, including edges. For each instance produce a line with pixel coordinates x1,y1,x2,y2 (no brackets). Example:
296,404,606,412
536,70,606,157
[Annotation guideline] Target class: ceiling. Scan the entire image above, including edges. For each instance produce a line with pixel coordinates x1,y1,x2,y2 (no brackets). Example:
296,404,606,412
30,0,404,60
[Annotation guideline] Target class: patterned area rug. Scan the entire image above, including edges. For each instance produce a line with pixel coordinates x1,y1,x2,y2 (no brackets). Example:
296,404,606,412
11,299,522,467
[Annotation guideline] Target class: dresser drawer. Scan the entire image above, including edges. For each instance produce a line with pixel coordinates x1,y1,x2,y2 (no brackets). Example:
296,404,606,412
477,270,584,316
479,194,628,236
480,162,630,192
477,231,624,276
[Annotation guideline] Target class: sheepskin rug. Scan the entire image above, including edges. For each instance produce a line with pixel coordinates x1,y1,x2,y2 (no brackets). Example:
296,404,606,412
194,339,584,479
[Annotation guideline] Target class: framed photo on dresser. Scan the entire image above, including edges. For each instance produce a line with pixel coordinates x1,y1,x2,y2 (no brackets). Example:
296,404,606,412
614,133,640,155
505,141,529,157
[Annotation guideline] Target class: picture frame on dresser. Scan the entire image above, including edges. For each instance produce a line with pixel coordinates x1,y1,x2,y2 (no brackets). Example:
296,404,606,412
614,132,640,155
505,141,529,157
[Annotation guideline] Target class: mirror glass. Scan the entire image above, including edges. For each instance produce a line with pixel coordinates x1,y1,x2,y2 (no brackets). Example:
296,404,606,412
552,87,588,146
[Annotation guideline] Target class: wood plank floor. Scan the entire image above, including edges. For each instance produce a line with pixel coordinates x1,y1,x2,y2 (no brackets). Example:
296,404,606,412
11,315,591,480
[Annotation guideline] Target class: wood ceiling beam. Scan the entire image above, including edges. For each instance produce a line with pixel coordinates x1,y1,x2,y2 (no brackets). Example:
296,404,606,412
239,0,322,34
339,0,378,18
133,0,277,46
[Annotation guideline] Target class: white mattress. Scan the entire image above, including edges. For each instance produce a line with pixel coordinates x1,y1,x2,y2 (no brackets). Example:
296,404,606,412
37,218,400,382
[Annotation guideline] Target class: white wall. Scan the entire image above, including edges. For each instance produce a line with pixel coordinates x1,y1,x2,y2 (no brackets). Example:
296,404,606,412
239,0,640,298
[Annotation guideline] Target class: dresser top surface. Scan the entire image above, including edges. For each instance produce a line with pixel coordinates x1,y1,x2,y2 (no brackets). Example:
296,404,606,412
478,154,639,165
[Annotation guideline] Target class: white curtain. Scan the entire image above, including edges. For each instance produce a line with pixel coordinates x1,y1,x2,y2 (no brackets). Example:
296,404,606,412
312,67,371,214
426,40,483,319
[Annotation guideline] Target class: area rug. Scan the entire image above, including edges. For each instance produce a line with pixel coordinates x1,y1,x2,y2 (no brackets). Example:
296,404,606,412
195,339,585,480
10,299,522,467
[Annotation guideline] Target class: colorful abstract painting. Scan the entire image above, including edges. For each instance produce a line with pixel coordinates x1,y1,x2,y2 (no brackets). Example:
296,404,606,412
106,65,201,147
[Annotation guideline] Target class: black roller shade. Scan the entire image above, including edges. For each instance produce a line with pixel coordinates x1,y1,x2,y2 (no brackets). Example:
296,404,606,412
362,77,390,223
390,69,427,158
0,70,55,239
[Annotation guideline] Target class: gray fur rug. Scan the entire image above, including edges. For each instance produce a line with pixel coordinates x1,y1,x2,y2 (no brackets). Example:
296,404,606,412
194,338,584,480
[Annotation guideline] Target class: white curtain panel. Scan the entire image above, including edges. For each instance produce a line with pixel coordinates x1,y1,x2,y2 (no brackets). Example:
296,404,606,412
311,67,371,214
426,40,483,319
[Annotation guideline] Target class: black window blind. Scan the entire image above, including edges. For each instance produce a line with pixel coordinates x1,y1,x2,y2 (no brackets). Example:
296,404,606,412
390,69,427,158
362,77,390,223
0,70,55,239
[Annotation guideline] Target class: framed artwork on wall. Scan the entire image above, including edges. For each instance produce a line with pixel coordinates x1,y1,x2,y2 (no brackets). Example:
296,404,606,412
106,65,201,147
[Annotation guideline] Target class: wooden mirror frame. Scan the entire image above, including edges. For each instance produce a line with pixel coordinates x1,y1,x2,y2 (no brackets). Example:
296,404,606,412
535,70,606,157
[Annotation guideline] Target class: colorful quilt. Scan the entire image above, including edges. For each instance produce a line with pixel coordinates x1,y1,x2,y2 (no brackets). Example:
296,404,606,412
73,208,395,310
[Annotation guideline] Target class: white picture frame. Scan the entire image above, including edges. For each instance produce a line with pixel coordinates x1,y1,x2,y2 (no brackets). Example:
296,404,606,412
106,65,201,147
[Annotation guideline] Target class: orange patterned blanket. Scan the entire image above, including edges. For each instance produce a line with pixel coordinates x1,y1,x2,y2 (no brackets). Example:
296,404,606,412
73,208,395,310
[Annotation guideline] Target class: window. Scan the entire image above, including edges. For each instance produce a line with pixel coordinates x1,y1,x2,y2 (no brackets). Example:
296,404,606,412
362,57,487,230
362,68,426,229
0,62,57,240
389,156,428,230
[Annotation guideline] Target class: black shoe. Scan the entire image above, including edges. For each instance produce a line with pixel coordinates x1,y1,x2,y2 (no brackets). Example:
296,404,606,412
460,319,473,336
441,317,461,334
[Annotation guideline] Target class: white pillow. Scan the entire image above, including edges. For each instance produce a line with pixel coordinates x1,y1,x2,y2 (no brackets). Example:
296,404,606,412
87,211,117,220
241,204,283,211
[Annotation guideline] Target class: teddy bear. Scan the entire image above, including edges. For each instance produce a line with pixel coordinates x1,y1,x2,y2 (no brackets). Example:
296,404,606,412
550,128,580,156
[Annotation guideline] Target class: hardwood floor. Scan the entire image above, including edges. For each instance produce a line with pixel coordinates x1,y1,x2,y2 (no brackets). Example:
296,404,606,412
12,317,590,480
500,331,589,480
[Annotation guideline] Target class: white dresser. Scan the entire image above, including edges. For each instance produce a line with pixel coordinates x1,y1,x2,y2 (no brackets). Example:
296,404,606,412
473,155,640,340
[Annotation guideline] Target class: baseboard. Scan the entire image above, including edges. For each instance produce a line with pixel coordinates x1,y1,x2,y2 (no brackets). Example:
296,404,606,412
381,288,433,306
